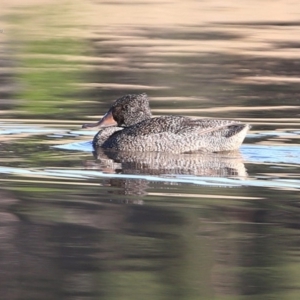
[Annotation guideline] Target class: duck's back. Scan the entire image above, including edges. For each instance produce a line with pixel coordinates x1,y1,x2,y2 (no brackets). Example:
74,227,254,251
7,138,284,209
101,116,249,153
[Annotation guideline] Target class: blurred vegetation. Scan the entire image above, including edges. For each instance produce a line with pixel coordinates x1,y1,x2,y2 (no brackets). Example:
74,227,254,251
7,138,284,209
17,38,84,118
6,3,86,119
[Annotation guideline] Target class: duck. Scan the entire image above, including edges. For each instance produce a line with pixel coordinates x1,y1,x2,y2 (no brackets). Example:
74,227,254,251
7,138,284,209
82,93,250,153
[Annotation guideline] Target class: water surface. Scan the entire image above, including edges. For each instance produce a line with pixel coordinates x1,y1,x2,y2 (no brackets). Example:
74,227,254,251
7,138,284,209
0,1,300,299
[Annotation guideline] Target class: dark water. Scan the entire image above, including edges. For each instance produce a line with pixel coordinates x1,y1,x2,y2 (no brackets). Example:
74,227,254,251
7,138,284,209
1,1,300,299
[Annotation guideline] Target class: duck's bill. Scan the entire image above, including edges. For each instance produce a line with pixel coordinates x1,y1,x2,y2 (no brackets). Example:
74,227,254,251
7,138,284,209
82,110,117,128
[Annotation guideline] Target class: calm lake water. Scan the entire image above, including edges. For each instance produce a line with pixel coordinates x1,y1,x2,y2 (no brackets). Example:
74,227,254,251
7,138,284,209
1,1,300,299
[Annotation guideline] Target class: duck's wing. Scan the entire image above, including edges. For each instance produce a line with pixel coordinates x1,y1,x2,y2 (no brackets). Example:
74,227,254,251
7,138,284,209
123,116,248,138
123,116,188,136
177,119,248,138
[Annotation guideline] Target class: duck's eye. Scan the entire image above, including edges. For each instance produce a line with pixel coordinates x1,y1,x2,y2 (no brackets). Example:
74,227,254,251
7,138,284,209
123,104,129,111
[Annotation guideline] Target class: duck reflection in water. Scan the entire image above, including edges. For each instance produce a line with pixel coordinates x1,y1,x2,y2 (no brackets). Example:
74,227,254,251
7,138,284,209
83,149,247,206
89,148,247,178
82,93,250,154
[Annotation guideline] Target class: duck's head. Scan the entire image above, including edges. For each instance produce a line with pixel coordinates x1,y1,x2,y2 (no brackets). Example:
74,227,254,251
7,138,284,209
82,93,152,129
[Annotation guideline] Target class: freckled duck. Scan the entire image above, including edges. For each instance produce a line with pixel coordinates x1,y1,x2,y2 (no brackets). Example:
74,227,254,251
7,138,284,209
82,93,250,153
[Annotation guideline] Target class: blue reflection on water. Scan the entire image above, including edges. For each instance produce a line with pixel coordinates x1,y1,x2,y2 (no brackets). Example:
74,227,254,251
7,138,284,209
55,141,300,166
54,141,94,152
241,144,300,165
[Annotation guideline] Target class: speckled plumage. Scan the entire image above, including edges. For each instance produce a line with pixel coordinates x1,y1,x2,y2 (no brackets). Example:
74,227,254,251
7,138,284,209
88,93,250,153
92,127,123,148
